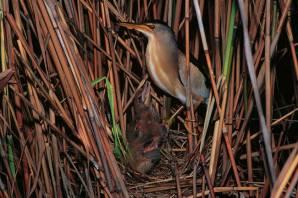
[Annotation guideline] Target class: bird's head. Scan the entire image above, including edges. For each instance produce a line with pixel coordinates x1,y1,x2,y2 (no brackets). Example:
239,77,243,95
118,22,175,42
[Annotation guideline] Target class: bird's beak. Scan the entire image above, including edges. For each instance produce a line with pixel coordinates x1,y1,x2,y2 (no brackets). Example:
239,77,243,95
118,22,154,37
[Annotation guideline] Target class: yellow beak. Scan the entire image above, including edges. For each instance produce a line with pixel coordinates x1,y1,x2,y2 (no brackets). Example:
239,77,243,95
118,22,154,36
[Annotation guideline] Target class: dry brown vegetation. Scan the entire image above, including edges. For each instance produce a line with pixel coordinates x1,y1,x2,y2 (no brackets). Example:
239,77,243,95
0,0,298,197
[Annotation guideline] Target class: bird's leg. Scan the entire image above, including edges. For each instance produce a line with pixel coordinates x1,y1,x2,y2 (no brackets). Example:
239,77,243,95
164,106,184,128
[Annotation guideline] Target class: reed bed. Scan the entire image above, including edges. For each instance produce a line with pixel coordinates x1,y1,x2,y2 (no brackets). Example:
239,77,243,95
0,0,297,197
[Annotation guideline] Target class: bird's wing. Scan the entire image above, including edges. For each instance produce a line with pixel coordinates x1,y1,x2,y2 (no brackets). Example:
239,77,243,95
177,51,210,100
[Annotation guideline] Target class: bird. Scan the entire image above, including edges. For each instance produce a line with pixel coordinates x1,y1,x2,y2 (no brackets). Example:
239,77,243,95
126,122,164,174
126,90,167,174
118,22,210,107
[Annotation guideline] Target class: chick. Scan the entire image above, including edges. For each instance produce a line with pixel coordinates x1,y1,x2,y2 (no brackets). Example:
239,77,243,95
126,89,167,174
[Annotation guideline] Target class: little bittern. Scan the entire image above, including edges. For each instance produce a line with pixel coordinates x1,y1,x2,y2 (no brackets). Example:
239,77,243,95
118,22,210,106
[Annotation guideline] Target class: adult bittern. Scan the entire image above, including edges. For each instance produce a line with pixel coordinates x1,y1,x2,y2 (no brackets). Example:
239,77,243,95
118,22,210,107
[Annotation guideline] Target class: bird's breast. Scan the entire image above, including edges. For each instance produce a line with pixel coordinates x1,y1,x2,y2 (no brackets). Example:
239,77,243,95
145,40,186,102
